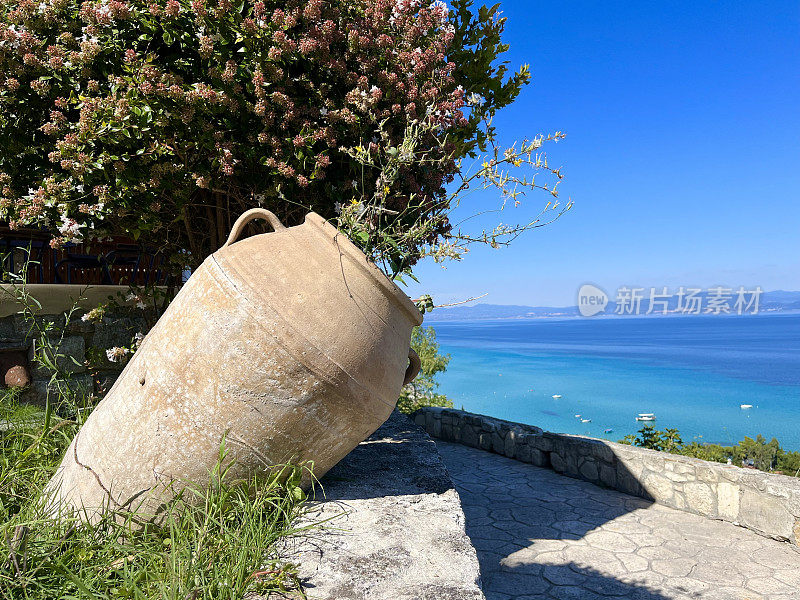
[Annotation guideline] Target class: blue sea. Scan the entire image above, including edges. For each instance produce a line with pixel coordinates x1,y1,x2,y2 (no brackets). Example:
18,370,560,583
430,313,800,451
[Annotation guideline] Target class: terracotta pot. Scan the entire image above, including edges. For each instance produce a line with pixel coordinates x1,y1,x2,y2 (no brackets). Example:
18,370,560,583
47,210,422,518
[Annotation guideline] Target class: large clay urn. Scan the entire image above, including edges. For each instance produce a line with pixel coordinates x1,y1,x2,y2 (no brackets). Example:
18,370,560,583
47,210,422,518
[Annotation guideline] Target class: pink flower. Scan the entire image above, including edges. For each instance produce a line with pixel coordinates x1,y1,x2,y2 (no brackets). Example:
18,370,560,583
165,0,180,17
222,60,237,82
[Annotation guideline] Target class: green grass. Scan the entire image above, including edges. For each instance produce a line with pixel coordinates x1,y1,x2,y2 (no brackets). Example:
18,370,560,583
0,392,311,600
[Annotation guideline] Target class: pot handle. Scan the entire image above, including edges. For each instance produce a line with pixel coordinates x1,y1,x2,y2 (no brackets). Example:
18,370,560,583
403,348,421,386
223,208,286,248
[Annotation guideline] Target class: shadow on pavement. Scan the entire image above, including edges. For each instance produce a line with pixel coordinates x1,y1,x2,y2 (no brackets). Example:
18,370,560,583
316,412,454,502
436,440,686,600
481,563,675,600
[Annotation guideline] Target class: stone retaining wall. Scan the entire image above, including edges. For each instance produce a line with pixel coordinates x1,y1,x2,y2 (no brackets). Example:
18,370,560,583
412,407,800,546
0,311,145,404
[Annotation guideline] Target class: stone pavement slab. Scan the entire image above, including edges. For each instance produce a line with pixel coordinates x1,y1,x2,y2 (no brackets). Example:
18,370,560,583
273,412,484,600
436,441,800,600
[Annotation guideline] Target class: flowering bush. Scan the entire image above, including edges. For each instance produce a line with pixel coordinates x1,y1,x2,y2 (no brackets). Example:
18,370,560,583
1,0,562,276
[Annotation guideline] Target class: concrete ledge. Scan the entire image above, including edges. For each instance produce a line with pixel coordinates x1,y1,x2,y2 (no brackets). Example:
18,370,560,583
277,411,484,600
0,284,151,317
413,407,800,546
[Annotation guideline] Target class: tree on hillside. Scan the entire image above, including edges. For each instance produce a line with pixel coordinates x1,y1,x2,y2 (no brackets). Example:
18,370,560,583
396,326,453,414
622,426,800,477
735,435,780,471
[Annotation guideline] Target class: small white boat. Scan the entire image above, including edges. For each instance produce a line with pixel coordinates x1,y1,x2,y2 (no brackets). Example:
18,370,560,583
552,394,562,399
581,418,592,423
604,428,613,434
740,404,753,409
636,413,656,422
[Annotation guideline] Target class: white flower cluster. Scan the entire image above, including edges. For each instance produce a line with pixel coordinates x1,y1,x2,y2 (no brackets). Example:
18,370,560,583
57,213,85,241
106,346,131,363
1,25,26,50
467,92,485,107
81,305,106,323
126,292,147,309
80,30,100,45
390,0,422,25
96,0,114,20
431,0,449,16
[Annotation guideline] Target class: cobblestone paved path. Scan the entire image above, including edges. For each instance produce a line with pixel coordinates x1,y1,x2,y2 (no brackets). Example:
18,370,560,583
436,441,800,600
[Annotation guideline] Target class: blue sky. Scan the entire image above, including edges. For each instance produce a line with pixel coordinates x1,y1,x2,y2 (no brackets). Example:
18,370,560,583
406,0,800,307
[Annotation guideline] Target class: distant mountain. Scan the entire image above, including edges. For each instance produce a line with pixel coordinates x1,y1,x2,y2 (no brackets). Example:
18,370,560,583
762,290,800,309
423,291,800,322
762,290,800,303
423,303,579,321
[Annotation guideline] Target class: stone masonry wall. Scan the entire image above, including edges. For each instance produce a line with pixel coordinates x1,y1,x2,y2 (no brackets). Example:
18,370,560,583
0,311,145,405
413,407,800,546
